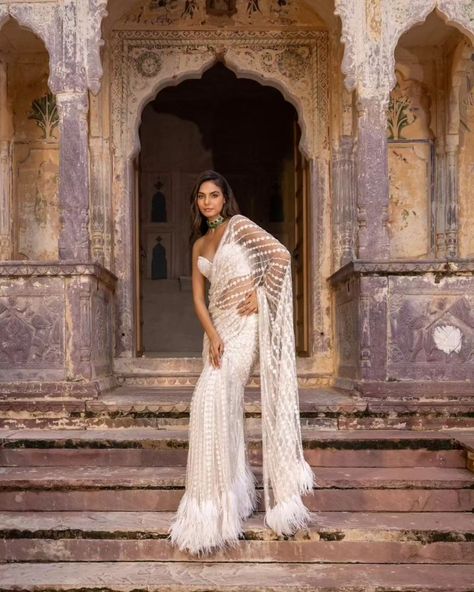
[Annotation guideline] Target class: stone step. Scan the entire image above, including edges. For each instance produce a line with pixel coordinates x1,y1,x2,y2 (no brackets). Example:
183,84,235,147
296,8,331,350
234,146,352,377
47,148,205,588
1,387,473,430
2,485,472,513
1,464,473,491
1,562,473,591
1,511,473,563
0,428,468,468
1,445,465,468
458,433,474,472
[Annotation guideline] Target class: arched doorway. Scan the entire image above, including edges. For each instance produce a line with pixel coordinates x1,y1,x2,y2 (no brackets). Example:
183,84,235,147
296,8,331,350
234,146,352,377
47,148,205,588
136,62,310,356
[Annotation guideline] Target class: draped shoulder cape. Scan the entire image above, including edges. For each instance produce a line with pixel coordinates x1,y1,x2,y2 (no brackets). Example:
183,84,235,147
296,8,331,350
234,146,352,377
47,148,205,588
209,213,316,535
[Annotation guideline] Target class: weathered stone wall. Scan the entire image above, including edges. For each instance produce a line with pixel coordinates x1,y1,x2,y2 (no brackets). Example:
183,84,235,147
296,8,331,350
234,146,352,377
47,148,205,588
331,261,474,394
0,0,113,392
329,0,474,394
0,0,473,394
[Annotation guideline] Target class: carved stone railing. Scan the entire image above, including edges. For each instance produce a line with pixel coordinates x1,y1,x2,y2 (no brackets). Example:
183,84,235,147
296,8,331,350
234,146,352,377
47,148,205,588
0,261,117,397
329,258,474,396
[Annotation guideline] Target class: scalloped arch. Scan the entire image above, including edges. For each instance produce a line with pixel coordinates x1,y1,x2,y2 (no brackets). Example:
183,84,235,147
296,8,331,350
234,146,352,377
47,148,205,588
335,0,474,96
388,5,474,92
385,2,437,92
126,56,310,162
0,6,57,91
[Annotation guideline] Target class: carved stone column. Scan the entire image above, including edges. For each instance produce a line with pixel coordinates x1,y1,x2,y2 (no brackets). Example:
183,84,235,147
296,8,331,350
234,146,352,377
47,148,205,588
434,137,447,258
0,60,13,260
355,96,390,260
56,91,91,261
332,135,356,267
434,109,461,259
445,135,459,257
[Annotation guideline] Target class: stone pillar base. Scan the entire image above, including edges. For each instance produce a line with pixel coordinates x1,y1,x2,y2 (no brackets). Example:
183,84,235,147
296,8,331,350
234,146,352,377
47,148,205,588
329,260,474,399
0,261,117,398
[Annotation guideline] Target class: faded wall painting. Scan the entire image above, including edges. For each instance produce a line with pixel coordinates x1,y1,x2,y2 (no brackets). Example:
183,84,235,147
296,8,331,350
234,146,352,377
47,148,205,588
388,142,432,259
121,0,324,28
8,53,60,260
387,68,434,259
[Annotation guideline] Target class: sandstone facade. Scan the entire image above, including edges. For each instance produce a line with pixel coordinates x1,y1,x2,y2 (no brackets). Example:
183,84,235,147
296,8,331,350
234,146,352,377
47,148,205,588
0,0,473,397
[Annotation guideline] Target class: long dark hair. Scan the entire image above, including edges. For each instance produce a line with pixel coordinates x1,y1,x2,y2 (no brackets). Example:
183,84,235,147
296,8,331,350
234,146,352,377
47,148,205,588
189,170,240,245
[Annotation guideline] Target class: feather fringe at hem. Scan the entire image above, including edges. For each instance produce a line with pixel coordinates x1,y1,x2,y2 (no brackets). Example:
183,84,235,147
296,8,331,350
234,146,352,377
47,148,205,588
167,463,259,557
264,493,313,536
264,459,317,536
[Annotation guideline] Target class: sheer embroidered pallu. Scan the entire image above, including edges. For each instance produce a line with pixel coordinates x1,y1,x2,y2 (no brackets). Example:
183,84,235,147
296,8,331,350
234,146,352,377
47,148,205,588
167,214,316,556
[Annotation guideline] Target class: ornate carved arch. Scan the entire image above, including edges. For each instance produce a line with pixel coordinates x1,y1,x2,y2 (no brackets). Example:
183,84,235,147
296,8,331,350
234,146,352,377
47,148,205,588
0,1,111,94
112,30,328,160
335,0,474,96
0,3,58,90
110,28,329,356
384,1,437,92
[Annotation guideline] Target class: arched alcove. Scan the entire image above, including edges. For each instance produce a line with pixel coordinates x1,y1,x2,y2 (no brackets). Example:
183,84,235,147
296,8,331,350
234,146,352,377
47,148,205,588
0,17,59,261
137,62,299,354
388,9,473,260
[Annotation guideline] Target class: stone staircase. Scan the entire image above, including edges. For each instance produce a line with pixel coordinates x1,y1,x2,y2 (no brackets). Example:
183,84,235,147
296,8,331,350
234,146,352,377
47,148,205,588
0,385,474,590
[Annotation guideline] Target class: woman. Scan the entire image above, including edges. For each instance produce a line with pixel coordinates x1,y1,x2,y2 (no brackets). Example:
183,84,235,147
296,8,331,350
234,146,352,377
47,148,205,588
167,170,315,556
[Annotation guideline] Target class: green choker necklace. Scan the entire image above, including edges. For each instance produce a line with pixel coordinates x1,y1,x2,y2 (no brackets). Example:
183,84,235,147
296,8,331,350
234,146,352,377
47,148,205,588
207,214,226,230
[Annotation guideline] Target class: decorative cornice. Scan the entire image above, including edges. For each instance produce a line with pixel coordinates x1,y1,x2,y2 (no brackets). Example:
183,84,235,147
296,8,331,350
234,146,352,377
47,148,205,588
328,258,474,285
0,261,118,289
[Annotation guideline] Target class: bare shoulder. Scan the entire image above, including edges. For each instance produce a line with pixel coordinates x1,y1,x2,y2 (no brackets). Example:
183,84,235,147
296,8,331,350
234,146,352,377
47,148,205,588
192,235,205,257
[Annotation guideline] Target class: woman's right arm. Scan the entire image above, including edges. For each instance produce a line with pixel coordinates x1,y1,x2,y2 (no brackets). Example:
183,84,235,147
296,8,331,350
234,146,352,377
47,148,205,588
191,239,224,368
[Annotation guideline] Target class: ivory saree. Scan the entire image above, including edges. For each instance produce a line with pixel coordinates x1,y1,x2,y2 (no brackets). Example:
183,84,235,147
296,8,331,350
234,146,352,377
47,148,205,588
167,214,316,556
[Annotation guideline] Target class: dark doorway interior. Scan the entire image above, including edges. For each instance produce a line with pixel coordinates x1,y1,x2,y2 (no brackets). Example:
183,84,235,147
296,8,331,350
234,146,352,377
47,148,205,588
138,62,299,355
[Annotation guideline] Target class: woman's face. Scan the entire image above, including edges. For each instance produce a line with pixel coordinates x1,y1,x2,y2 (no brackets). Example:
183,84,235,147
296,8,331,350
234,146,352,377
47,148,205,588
196,180,226,219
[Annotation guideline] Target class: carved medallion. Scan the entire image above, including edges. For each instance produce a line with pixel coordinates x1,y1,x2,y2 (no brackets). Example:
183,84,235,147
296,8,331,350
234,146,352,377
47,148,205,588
135,51,162,77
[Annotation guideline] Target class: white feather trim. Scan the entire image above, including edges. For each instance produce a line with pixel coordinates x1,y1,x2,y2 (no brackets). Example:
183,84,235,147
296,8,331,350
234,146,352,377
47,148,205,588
264,493,314,536
167,462,259,556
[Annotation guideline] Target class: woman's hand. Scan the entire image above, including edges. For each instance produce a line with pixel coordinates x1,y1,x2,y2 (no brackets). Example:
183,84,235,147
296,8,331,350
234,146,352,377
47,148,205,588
209,333,225,368
237,289,259,316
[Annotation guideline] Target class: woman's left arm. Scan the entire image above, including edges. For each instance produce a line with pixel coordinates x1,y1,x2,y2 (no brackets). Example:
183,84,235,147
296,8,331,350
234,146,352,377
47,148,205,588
233,216,291,316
